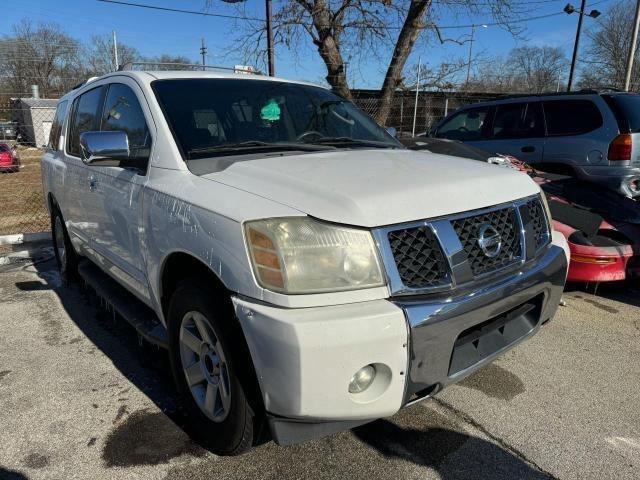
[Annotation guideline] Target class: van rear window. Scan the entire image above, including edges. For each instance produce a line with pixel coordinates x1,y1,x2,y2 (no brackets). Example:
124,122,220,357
604,94,640,133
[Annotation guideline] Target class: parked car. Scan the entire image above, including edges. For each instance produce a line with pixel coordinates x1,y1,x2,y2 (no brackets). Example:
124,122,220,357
0,142,20,172
430,91,640,198
42,70,568,454
0,121,17,141
402,137,640,283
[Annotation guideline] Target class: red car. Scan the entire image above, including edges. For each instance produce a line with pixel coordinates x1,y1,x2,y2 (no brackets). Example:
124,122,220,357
402,137,640,283
0,143,20,172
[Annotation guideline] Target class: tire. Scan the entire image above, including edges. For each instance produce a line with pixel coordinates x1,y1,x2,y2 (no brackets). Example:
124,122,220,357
51,207,78,281
167,278,259,455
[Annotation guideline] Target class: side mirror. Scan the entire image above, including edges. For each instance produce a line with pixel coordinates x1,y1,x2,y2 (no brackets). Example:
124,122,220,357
79,131,129,166
386,126,397,138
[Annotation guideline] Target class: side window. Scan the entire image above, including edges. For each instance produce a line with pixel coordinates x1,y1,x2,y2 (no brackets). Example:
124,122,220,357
543,100,603,136
491,102,544,139
101,83,151,161
47,100,68,150
67,86,105,157
436,107,489,141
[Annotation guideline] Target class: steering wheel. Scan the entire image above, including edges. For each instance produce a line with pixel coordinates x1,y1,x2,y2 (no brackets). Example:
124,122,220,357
457,126,469,132
296,130,324,142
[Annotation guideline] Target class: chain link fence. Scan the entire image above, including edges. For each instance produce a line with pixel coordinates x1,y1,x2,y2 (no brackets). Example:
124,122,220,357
0,96,63,237
352,90,500,135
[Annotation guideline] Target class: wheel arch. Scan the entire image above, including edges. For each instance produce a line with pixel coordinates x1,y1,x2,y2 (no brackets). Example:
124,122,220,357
159,250,267,427
159,251,232,320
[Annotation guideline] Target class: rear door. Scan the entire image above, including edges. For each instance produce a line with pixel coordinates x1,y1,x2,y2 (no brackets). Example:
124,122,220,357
64,86,106,251
480,101,546,163
542,99,607,168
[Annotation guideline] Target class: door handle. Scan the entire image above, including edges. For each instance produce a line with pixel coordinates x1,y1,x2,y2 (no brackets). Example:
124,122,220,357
521,146,535,153
88,174,97,191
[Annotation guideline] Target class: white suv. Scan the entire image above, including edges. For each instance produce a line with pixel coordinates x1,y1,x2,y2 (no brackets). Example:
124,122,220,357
42,70,569,454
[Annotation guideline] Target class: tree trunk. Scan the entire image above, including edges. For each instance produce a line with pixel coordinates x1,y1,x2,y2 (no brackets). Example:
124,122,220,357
374,0,432,125
310,4,351,99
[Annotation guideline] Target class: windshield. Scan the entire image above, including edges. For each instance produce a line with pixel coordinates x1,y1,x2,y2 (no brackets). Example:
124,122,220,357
152,78,400,161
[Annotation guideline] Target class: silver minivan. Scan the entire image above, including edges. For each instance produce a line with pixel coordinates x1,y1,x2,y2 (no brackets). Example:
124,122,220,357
431,92,640,198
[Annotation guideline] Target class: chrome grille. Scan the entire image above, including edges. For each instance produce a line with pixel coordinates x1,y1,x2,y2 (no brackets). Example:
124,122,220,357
387,226,449,289
452,207,521,276
524,197,549,251
374,194,550,296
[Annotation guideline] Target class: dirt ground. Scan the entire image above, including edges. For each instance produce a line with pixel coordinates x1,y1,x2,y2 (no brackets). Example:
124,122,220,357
0,148,49,237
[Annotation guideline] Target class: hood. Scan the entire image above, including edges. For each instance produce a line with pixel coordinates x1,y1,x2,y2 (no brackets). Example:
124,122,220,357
202,149,540,227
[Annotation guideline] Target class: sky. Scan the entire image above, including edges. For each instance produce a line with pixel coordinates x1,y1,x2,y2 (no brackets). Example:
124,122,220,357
0,0,616,89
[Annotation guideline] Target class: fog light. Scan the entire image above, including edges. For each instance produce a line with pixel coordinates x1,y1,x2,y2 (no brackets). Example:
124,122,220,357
630,178,640,192
348,365,376,394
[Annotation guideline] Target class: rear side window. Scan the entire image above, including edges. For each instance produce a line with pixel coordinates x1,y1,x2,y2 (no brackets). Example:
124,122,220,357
491,102,544,139
436,107,489,141
47,100,68,150
67,87,105,157
101,83,151,161
543,100,603,136
603,94,640,133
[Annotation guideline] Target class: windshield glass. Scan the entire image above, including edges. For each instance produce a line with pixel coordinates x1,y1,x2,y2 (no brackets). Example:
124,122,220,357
152,78,400,160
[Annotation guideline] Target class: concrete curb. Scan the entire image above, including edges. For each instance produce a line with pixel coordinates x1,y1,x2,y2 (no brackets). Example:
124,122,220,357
0,231,50,246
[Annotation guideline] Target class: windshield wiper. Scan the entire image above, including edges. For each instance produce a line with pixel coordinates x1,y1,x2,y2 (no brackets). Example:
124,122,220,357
305,136,400,149
187,141,335,159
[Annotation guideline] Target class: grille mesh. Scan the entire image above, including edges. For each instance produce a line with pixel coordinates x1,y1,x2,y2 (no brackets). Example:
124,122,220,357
388,226,449,289
452,207,521,276
526,197,549,251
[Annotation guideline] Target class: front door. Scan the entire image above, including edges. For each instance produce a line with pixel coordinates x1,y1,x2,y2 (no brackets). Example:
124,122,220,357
82,80,154,301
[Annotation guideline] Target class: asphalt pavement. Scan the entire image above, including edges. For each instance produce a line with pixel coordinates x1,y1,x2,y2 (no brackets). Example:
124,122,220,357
0,243,638,480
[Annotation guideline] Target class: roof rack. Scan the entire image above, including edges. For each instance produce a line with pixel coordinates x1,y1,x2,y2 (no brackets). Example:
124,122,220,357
70,76,100,91
117,61,263,75
497,88,629,100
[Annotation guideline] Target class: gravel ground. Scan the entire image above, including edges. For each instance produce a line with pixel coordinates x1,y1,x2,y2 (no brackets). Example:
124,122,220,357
0,243,638,480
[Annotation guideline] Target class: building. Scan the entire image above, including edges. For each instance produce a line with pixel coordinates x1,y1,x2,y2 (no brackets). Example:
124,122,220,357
10,98,58,147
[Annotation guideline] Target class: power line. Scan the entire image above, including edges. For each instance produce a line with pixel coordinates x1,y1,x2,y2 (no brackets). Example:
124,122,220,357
96,0,612,31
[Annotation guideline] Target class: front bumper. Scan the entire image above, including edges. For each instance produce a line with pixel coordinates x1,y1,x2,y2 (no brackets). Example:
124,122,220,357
233,240,567,446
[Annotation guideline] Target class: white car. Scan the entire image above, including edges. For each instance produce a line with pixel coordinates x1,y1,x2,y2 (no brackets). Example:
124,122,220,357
41,69,569,454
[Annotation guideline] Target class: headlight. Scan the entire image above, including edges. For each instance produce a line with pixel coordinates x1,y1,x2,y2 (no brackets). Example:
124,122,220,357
244,217,385,294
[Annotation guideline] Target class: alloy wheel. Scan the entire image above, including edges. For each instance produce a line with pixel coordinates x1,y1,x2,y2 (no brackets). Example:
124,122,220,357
179,311,231,422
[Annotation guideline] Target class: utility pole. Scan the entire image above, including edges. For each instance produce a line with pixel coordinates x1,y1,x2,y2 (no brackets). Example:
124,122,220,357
567,0,586,91
624,0,640,91
565,1,600,91
112,30,118,71
412,56,421,138
466,25,475,85
265,0,275,76
465,24,486,85
200,38,207,71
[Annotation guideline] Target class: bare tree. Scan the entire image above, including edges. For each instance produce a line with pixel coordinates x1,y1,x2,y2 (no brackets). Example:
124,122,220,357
506,46,566,93
580,0,639,90
138,54,198,70
86,35,140,75
0,19,83,97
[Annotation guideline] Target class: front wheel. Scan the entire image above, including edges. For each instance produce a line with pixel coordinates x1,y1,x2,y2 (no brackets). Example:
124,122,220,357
167,279,258,455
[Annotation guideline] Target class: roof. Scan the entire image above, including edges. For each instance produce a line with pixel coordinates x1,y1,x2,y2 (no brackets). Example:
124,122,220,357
16,98,59,108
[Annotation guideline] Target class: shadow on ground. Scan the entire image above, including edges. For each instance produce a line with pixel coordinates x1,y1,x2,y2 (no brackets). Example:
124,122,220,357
0,466,30,480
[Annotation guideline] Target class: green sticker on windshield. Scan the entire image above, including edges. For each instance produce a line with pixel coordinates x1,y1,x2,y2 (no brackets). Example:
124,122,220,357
261,98,281,122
